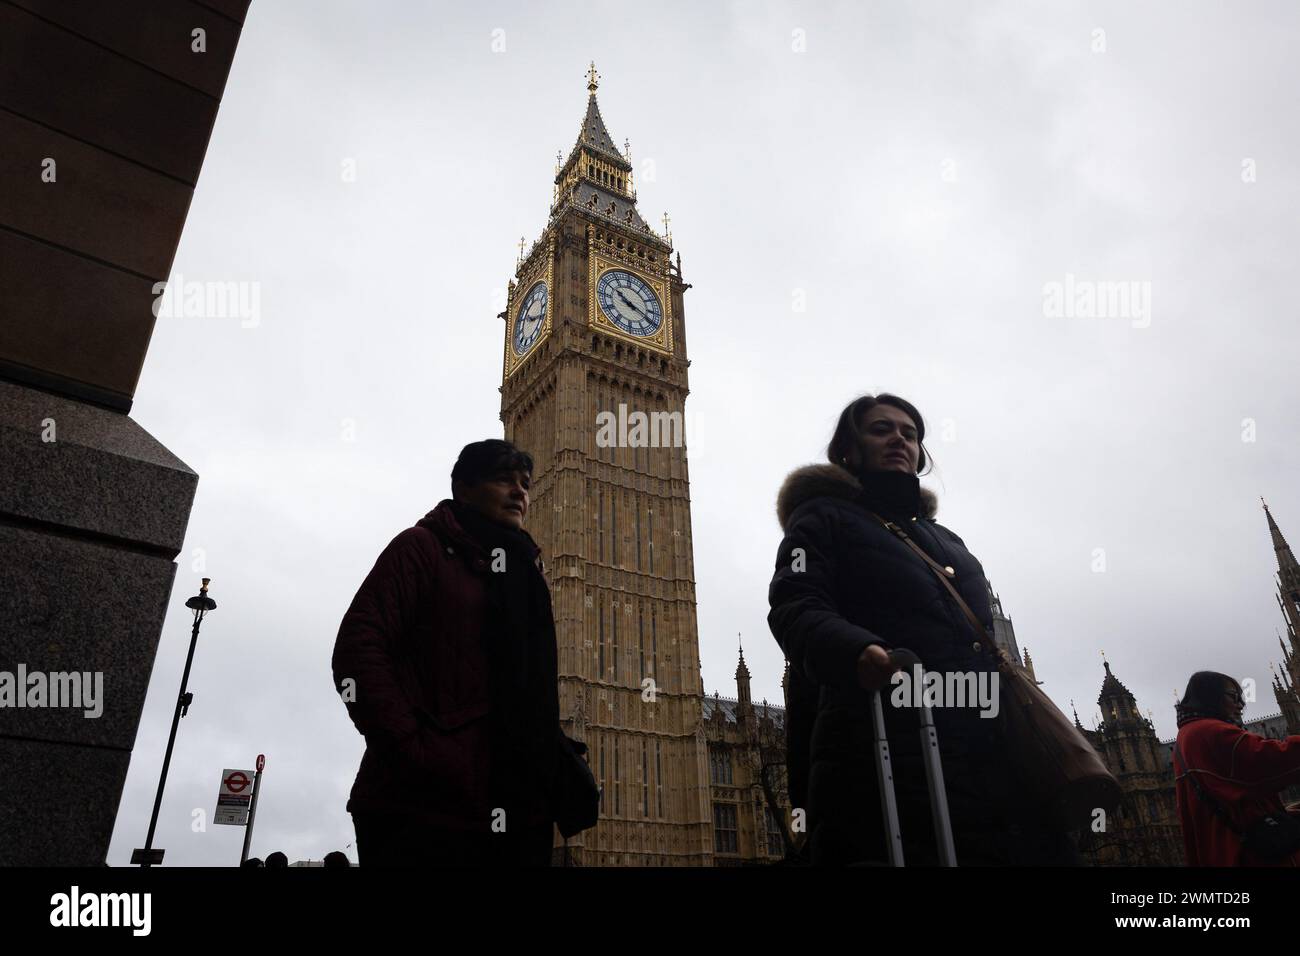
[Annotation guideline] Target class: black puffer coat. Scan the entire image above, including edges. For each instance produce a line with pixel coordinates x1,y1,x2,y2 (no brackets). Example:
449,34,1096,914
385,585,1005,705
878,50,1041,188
767,464,1075,866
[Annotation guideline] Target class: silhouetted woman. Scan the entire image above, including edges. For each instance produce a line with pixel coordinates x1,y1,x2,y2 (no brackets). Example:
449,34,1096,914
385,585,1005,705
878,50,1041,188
768,393,1076,866
1174,671,1300,866
333,439,597,866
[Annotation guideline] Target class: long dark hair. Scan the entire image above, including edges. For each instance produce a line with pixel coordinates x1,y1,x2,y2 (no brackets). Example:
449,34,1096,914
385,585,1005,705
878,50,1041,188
1176,671,1242,728
827,393,932,476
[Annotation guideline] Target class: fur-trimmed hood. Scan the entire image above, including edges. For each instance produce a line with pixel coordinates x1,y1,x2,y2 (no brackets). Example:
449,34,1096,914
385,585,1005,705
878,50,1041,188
775,463,938,531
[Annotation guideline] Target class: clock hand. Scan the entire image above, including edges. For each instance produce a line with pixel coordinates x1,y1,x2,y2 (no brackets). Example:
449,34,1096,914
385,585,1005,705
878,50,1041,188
617,291,646,317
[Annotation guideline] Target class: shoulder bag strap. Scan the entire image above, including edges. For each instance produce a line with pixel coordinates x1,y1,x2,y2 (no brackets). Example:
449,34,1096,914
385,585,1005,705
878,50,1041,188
864,511,992,647
1173,737,1243,836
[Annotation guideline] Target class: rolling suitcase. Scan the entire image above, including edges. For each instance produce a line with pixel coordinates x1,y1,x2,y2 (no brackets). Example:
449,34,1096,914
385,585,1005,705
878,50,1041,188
871,648,958,866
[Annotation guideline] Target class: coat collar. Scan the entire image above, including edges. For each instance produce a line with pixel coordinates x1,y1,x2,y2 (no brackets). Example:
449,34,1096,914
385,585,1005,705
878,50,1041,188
775,463,939,532
418,499,543,563
418,500,483,556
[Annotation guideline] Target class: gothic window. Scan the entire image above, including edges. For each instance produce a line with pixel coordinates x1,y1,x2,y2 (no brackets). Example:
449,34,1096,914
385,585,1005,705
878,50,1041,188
648,508,655,574
598,595,605,678
655,740,663,818
612,490,618,566
612,601,619,682
598,489,604,562
710,746,733,785
713,804,738,854
635,497,643,569
651,605,657,674
603,393,612,462
639,608,645,680
599,736,606,812
614,742,621,815
642,740,649,817
765,808,784,856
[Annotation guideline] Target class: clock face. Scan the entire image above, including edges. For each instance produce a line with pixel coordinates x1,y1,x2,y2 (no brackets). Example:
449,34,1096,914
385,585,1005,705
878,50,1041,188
596,270,662,337
513,282,547,355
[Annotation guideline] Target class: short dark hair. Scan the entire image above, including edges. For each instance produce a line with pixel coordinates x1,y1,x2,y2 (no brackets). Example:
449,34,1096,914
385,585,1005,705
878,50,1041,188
827,393,931,475
450,439,533,497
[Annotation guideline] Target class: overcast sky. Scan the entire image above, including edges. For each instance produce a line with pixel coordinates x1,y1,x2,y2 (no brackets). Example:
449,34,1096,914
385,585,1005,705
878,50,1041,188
108,0,1300,865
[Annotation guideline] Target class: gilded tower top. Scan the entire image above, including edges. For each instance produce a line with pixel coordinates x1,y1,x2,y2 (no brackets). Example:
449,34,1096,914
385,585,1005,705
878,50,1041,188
550,67,669,248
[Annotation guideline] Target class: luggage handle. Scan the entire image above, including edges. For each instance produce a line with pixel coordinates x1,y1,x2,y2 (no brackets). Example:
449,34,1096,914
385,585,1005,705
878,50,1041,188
871,648,958,867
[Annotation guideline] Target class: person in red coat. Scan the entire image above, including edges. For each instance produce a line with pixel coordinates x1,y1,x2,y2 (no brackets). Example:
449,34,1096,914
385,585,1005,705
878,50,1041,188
332,439,584,866
1173,671,1300,866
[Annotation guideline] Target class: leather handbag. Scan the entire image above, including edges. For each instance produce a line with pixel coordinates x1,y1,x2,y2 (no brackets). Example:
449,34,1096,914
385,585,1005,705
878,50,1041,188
552,733,600,838
868,512,1123,831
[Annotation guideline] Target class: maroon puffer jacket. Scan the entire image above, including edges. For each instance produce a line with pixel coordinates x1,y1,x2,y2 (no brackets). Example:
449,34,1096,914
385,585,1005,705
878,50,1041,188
332,500,547,830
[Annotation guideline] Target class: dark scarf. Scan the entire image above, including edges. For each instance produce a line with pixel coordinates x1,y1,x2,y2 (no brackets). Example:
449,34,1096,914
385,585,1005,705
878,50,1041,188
448,501,560,817
855,468,922,521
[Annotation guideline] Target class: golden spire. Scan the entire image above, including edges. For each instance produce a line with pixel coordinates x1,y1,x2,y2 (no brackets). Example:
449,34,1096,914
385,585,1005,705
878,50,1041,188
586,61,599,95
661,211,671,242
517,235,525,266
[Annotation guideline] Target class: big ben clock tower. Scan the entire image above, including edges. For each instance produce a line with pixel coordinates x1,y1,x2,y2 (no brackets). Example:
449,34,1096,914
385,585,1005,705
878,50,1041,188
498,65,712,866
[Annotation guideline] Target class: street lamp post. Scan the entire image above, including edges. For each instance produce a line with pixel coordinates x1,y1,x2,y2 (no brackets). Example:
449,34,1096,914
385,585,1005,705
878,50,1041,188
131,578,216,867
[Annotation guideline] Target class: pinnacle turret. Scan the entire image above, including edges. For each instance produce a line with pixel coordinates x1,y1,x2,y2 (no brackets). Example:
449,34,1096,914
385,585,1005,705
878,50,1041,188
735,634,751,705
550,65,664,241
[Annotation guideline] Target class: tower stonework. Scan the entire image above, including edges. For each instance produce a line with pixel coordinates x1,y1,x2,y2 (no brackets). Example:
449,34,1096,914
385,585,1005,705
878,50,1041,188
1263,500,1300,734
985,580,1023,667
1079,662,1183,866
497,67,711,865
703,647,792,866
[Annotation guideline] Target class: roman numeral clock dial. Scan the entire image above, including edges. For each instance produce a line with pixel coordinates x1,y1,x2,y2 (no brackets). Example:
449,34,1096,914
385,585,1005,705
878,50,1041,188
513,281,547,355
596,270,663,337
